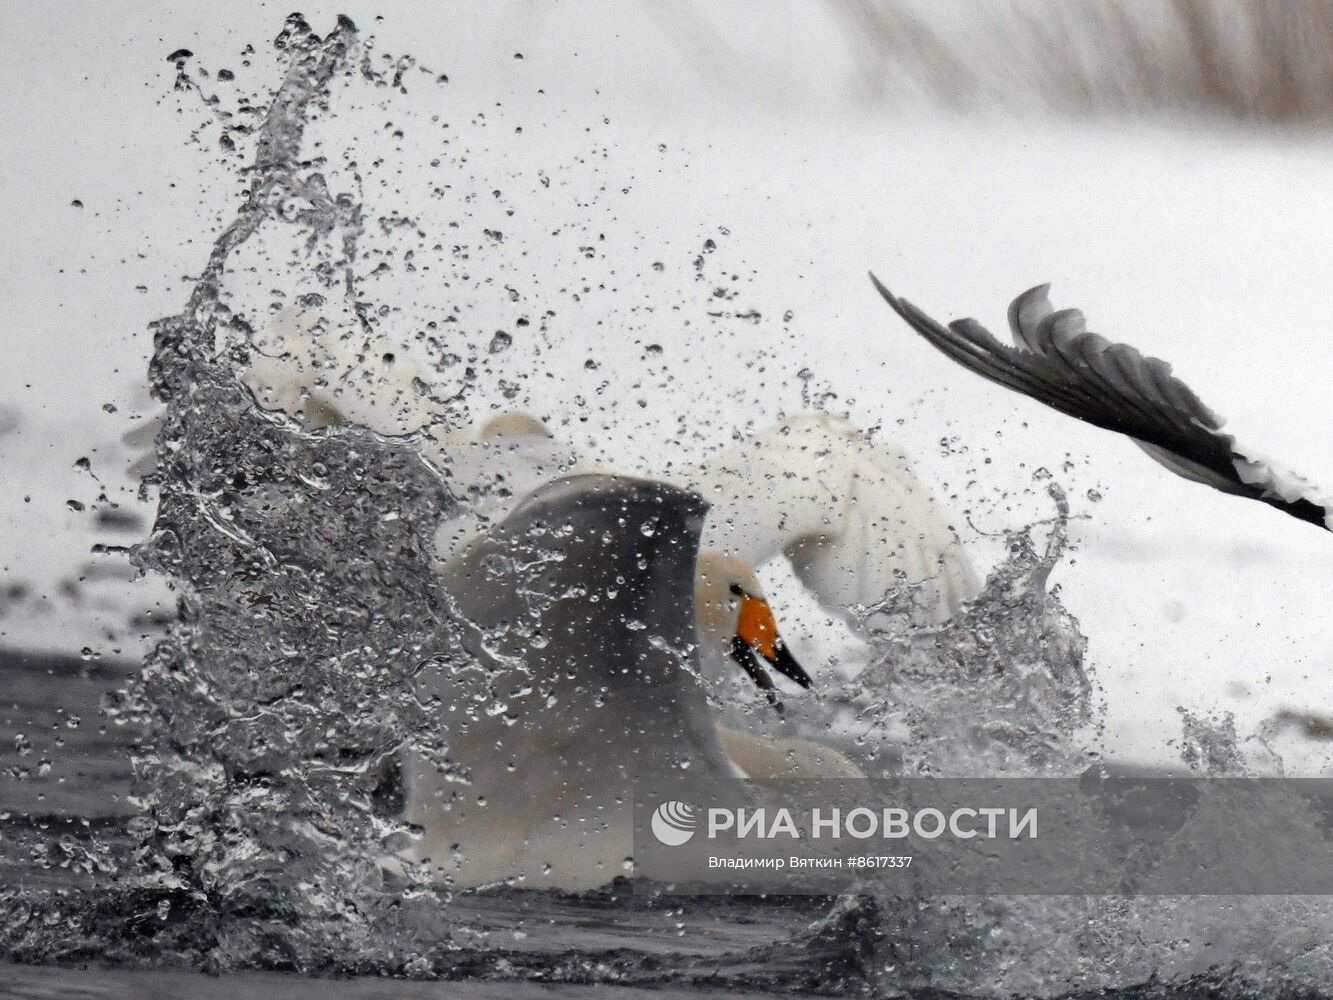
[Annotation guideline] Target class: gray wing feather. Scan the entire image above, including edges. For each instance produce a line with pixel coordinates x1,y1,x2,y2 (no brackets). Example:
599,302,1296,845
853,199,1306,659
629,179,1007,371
872,273,1331,531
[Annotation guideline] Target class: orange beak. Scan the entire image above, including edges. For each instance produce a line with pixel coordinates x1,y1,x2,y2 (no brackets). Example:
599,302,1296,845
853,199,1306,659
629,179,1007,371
736,592,781,661
728,586,813,704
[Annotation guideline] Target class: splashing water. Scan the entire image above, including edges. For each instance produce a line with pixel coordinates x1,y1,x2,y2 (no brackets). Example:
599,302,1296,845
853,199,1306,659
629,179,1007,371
7,16,462,973
843,488,1096,778
5,14,1333,997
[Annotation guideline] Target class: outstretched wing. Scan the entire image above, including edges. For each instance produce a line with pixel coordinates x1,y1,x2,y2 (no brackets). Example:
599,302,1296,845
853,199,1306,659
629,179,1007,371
692,414,980,628
427,426,587,567
122,306,439,478
872,274,1332,532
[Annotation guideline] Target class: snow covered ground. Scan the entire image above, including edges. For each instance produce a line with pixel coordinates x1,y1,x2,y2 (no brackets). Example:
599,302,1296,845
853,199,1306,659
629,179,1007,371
3,1,1332,772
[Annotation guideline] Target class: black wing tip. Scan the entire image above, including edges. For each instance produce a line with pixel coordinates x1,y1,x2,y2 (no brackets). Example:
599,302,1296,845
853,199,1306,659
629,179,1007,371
868,271,898,308
1263,493,1333,533
868,271,931,331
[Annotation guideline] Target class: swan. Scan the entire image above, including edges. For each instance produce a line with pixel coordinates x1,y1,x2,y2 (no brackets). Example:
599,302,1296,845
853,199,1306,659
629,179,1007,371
399,473,860,889
139,305,979,632
872,275,1333,532
127,307,974,886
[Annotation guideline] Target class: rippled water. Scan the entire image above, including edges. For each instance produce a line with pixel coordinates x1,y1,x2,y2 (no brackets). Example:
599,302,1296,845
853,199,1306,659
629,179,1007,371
4,14,1333,998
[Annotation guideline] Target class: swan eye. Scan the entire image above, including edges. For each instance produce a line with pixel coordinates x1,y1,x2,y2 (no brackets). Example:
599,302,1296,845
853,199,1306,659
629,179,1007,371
728,583,744,597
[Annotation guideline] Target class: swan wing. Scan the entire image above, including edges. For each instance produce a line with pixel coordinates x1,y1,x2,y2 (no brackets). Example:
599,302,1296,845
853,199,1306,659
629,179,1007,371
873,275,1333,532
123,306,438,477
694,414,979,628
244,306,439,436
407,474,735,886
247,306,591,559
427,429,587,565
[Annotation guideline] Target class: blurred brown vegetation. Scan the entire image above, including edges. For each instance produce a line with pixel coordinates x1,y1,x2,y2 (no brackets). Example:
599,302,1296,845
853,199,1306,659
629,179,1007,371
832,0,1333,125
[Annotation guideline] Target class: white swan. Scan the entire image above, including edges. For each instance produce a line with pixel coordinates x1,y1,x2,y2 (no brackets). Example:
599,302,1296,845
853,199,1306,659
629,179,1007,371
400,474,859,889
128,308,976,887
874,275,1333,532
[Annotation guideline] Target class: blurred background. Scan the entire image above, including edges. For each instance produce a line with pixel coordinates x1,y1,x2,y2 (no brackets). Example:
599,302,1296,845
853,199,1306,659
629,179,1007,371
3,0,1331,773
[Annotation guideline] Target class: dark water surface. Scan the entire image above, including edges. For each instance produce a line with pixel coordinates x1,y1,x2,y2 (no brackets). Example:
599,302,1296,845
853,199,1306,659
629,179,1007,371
0,653,869,993
0,962,771,999
5,654,1330,999
0,649,138,824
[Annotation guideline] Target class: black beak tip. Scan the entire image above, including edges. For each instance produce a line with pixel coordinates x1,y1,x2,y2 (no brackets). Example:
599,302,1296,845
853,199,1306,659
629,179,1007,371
772,642,813,690
728,638,813,710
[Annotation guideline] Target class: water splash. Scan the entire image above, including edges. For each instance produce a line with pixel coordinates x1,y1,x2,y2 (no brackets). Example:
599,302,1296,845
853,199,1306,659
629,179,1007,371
1,16,458,973
4,14,1333,998
776,487,1097,780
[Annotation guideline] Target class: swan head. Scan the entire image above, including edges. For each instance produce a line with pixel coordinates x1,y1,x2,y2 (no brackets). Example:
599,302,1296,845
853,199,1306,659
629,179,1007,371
694,550,812,701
